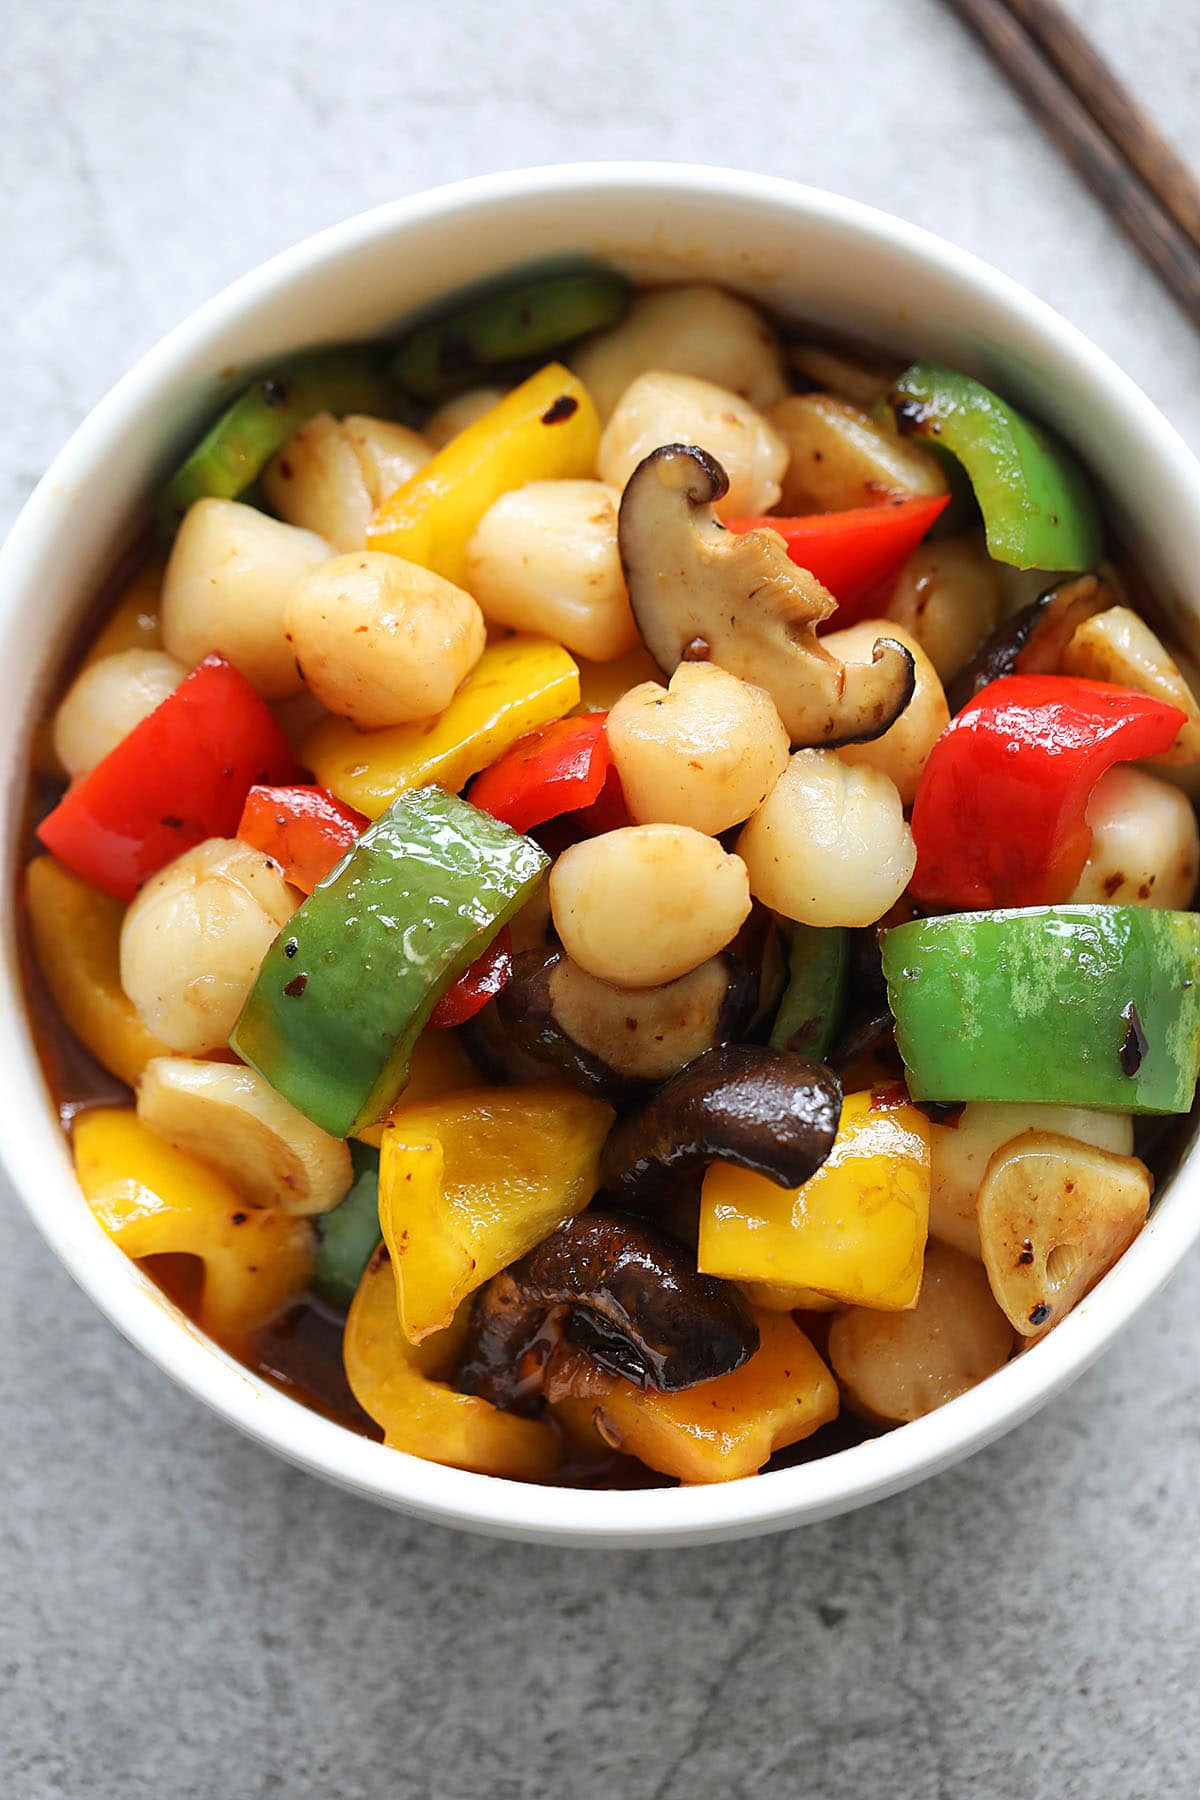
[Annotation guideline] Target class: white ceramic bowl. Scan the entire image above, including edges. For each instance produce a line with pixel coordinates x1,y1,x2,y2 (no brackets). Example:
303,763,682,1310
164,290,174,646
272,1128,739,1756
4,163,1199,1547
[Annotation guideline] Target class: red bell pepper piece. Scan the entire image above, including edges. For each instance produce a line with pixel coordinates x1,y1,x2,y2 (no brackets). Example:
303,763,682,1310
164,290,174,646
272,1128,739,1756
726,494,949,629
469,714,616,833
909,674,1185,909
38,654,300,901
237,784,368,893
576,762,630,836
428,927,513,1028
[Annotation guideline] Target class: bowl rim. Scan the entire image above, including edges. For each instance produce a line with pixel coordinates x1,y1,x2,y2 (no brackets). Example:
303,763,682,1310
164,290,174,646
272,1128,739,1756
4,159,1200,1547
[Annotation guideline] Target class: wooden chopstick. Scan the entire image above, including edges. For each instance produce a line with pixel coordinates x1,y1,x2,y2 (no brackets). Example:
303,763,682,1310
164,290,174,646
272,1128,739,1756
944,0,1200,323
1002,0,1200,253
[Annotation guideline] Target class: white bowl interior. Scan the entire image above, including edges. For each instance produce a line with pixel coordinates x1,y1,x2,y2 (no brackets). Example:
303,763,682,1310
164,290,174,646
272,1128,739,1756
3,164,1199,1545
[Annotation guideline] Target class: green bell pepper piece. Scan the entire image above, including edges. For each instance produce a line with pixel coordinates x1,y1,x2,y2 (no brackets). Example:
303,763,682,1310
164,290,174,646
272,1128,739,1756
314,1143,381,1310
157,345,391,541
769,925,848,1059
230,787,548,1138
391,267,630,400
882,905,1200,1114
888,361,1102,572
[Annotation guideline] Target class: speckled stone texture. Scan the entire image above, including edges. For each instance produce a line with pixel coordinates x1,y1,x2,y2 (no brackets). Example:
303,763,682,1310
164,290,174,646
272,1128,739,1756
4,2,1200,1795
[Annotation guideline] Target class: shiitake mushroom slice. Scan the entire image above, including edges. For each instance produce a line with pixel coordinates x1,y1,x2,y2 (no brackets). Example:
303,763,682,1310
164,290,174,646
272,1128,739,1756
946,571,1115,714
456,1209,759,1411
599,1042,843,1211
617,442,915,748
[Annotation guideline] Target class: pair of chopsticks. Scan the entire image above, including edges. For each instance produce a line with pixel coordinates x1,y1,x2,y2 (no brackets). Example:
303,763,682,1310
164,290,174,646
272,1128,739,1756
945,0,1200,323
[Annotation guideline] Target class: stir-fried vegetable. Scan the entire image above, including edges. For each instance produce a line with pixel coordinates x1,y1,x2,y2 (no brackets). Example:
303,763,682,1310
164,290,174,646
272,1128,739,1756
28,263,1200,1492
303,635,580,819
768,925,849,1059
698,1088,932,1310
368,364,600,584
345,1248,559,1478
313,1143,383,1309
547,1309,838,1484
236,784,367,893
888,361,1103,570
391,266,631,400
38,654,299,901
726,494,949,625
883,905,1200,1113
909,675,1184,909
26,856,170,1086
158,347,391,541
468,714,615,833
377,1084,612,1342
231,787,549,1137
73,1108,315,1337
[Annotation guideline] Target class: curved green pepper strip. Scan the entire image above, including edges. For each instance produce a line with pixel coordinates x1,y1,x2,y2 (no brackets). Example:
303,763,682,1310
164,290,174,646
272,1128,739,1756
769,925,848,1059
230,787,548,1138
391,268,630,401
888,362,1102,572
314,1143,381,1309
157,346,392,542
882,905,1200,1114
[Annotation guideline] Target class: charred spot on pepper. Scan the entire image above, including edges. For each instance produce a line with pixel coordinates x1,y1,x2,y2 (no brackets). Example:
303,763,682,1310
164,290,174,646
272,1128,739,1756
1029,1302,1052,1327
283,973,309,998
890,395,932,436
1017,1238,1035,1266
1119,1001,1148,1077
541,394,579,425
283,938,299,959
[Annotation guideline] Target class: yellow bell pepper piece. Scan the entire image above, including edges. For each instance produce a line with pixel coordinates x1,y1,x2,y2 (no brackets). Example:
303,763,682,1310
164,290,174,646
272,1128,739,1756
353,1028,476,1149
739,1280,840,1313
378,1082,613,1342
550,1309,838,1484
27,856,171,1088
303,635,580,819
345,1247,558,1478
73,1108,315,1338
368,363,600,586
699,1089,931,1311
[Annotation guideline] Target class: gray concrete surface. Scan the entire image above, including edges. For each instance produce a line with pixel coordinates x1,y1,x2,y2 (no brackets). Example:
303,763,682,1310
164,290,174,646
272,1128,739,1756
4,2,1200,1795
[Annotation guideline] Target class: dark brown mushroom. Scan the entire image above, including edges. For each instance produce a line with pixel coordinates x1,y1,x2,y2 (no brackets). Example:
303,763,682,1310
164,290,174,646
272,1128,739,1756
459,996,557,1087
947,571,1116,714
617,443,916,748
599,1042,843,1210
456,1209,760,1411
496,943,760,1102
